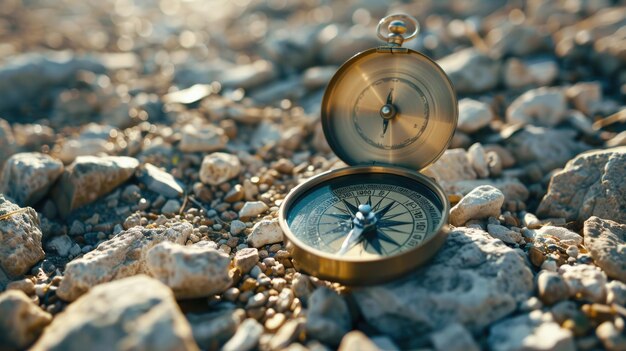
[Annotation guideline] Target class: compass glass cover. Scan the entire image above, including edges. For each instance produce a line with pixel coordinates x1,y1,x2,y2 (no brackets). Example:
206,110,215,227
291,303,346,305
285,172,444,258
322,49,457,170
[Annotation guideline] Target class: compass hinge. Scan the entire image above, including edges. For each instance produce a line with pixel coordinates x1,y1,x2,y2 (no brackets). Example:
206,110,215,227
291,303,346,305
376,46,409,54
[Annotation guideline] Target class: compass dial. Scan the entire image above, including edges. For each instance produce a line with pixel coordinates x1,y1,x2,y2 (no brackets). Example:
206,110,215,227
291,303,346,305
353,77,429,150
284,171,443,259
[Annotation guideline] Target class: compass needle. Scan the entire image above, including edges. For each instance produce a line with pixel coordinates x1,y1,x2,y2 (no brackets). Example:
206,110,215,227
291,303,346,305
279,13,456,285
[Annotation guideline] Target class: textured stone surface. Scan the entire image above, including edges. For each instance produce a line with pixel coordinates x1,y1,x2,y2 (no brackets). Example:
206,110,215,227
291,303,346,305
583,216,626,282
238,201,269,219
488,311,575,351
187,309,244,351
146,241,231,299
247,219,284,248
0,290,52,350
179,124,228,153
222,318,263,351
199,152,241,186
506,87,566,127
423,148,477,187
534,226,583,246
537,147,626,223
559,264,607,303
438,48,500,93
32,275,199,351
233,248,259,273
0,152,64,206
51,156,139,218
449,178,530,202
353,228,533,343
430,323,480,351
0,195,44,286
139,163,184,198
306,287,352,346
537,271,570,305
57,222,192,301
457,98,493,134
449,185,505,226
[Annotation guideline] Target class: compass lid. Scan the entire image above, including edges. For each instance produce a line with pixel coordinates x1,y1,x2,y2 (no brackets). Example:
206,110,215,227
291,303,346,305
321,47,458,171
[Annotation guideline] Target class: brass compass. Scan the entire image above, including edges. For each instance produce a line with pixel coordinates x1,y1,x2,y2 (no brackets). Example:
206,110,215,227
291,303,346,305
278,14,458,285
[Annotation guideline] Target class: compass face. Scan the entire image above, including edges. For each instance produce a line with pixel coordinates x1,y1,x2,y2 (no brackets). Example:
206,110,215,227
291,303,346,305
285,171,443,258
353,77,429,150
322,49,457,170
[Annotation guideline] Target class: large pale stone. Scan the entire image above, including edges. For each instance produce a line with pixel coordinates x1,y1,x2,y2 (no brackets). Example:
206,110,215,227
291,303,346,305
146,242,231,299
438,48,500,94
51,156,139,218
306,287,352,346
0,195,44,288
353,228,533,345
0,290,52,350
57,222,192,301
457,98,493,134
247,219,284,248
0,152,64,206
422,149,477,188
488,311,575,351
506,87,567,127
199,152,241,186
179,124,228,153
537,147,626,223
32,275,199,351
449,185,505,226
583,216,626,282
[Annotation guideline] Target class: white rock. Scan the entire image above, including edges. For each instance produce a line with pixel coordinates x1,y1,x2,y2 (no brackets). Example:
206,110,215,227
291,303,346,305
354,227,534,345
179,124,228,153
238,201,269,219
467,143,489,178
222,318,263,351
306,287,352,346
487,224,521,244
146,242,231,299
139,163,184,198
534,226,582,246
559,264,607,303
247,219,284,248
0,290,52,350
438,48,500,94
199,152,241,186
506,87,566,127
46,235,73,257
0,195,44,287
233,248,259,273
457,98,493,134
50,156,139,218
0,152,64,206
57,222,192,301
230,220,247,235
488,311,575,351
32,275,199,351
422,148,477,186
537,270,570,306
430,323,480,351
606,280,626,306
450,178,530,202
583,216,626,282
449,185,505,226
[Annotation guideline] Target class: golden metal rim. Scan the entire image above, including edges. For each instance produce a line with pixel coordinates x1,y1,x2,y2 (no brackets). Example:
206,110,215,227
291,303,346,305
278,165,451,285
320,48,458,171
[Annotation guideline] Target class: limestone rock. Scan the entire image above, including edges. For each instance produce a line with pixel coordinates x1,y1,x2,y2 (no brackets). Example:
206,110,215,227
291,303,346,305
146,242,231,299
450,178,529,202
467,143,489,178
507,126,589,173
0,118,17,167
457,98,493,134
488,311,575,351
51,156,139,218
438,48,500,94
234,248,259,273
353,227,533,344
537,271,570,305
32,275,199,351
45,235,73,257
139,163,184,198
583,216,626,282
449,185,504,226
179,124,228,153
506,87,566,127
422,148,477,187
487,224,521,244
0,290,52,350
559,264,607,303
247,219,284,248
238,201,269,219
607,280,626,306
57,222,192,301
306,287,352,346
0,195,44,287
199,152,241,186
430,323,480,351
537,147,626,223
0,152,64,206
534,226,583,246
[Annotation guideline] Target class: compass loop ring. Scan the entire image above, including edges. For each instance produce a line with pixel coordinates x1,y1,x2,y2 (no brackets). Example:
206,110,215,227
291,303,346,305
376,14,420,44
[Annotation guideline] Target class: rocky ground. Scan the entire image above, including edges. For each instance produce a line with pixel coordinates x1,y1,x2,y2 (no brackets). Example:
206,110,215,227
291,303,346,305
0,0,625,350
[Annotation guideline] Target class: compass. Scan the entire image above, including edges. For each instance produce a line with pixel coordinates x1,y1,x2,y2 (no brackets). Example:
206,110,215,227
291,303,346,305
278,14,458,285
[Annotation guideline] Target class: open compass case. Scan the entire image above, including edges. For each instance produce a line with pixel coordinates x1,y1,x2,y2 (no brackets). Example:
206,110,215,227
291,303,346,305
278,14,458,285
